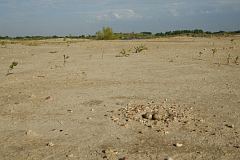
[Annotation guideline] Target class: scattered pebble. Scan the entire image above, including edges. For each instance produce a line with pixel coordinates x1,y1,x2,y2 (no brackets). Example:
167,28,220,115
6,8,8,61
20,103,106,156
142,112,152,119
148,125,153,128
45,96,51,100
152,113,161,120
47,142,54,147
66,154,74,158
233,145,240,149
67,109,73,113
102,148,118,159
25,130,33,135
30,94,36,99
174,143,183,147
25,130,38,136
111,116,119,122
108,101,195,132
225,124,234,128
37,75,45,78
164,157,173,160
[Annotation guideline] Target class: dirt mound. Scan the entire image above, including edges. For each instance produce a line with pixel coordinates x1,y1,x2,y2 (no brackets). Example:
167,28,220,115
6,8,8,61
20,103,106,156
108,100,198,132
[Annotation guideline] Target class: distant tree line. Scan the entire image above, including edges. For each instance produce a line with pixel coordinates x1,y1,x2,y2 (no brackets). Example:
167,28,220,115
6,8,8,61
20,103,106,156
1,28,240,40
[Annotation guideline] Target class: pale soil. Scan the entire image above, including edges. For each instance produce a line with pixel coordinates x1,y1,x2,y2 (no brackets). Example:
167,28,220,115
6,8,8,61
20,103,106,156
0,37,240,160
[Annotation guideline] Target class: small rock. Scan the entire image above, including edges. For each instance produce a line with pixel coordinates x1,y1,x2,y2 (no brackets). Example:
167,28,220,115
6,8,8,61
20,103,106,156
174,143,183,147
152,113,161,120
66,154,74,158
111,116,119,122
148,125,153,128
90,108,94,112
26,130,33,135
164,157,173,160
225,124,234,128
103,155,107,159
45,96,51,100
25,130,38,136
233,145,240,149
30,94,36,99
142,112,152,119
67,109,73,113
87,117,92,120
47,142,54,147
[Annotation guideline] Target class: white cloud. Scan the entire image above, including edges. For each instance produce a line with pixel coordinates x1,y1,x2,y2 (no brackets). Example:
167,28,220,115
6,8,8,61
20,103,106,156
96,9,142,21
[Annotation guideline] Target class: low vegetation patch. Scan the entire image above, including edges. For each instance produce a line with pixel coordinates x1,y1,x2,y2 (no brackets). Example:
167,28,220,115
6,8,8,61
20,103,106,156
96,27,114,40
6,61,18,76
116,49,130,57
116,44,148,58
133,44,148,53
63,54,69,65
0,41,6,48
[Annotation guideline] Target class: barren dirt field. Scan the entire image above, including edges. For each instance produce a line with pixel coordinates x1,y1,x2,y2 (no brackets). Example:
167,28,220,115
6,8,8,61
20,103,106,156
0,37,240,160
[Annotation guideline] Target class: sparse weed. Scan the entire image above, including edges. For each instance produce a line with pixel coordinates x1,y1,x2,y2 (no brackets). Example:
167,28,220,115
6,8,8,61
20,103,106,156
49,51,58,53
116,49,130,57
133,44,148,53
6,61,18,76
230,39,235,44
227,53,231,65
1,41,6,48
1,41,5,45
211,48,217,57
22,41,39,46
63,54,69,65
234,56,239,65
67,41,70,47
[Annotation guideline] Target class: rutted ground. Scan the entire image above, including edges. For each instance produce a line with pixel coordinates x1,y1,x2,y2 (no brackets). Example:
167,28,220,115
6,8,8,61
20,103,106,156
0,37,240,160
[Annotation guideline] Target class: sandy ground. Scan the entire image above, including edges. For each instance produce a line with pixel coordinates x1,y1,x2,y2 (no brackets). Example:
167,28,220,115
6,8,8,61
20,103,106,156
0,37,240,160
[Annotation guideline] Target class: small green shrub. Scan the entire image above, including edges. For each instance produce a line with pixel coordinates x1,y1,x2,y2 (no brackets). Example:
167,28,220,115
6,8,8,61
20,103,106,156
96,27,114,40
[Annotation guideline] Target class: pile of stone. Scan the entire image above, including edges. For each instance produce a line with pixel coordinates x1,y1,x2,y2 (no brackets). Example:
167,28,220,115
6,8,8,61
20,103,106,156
109,100,194,131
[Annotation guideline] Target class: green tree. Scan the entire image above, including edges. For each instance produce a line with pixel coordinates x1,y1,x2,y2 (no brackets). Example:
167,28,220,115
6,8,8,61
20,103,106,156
96,27,114,40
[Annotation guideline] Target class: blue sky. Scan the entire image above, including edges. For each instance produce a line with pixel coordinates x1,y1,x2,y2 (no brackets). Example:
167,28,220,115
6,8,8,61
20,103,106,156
0,0,240,36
